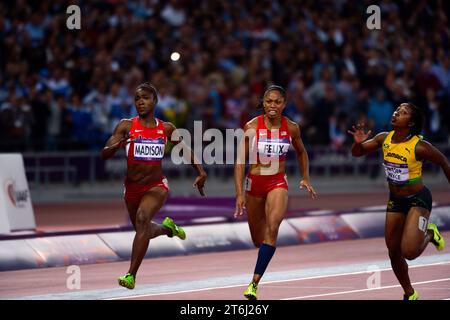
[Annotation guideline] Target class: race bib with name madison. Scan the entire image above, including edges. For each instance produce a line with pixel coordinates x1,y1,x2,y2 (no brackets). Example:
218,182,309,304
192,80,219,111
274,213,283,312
133,138,165,161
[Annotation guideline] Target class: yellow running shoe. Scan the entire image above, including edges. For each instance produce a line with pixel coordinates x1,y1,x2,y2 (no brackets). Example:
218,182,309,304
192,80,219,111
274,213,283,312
403,289,419,300
118,273,135,289
428,223,445,251
244,282,258,300
162,217,186,240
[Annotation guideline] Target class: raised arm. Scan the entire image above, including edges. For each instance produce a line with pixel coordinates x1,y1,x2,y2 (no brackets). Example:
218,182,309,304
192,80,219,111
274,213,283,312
165,122,207,196
101,119,132,160
290,122,317,198
348,123,387,157
416,140,450,184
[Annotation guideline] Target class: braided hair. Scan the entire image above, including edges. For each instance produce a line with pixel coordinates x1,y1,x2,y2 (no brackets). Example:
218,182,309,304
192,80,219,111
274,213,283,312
404,102,424,137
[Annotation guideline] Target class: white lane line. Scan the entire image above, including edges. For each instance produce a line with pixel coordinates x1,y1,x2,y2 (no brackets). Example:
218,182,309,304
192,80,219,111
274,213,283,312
105,261,450,300
105,283,250,300
283,278,450,300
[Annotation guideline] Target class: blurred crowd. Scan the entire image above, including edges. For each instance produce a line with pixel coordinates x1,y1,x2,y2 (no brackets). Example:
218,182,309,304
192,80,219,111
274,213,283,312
1,0,449,152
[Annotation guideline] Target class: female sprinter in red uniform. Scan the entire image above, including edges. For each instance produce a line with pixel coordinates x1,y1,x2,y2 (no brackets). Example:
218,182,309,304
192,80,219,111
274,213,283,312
101,82,207,289
348,102,449,300
234,85,317,300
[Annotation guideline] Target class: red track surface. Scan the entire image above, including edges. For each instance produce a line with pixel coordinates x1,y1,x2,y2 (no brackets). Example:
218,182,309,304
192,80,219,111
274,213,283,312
2,189,448,300
1,232,449,300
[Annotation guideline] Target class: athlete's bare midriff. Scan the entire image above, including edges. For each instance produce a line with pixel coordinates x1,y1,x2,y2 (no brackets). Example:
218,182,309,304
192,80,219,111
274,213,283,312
388,181,424,197
126,163,164,184
249,162,285,176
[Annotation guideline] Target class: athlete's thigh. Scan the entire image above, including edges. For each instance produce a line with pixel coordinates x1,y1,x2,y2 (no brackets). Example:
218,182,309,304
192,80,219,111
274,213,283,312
245,194,266,238
265,188,288,226
138,187,169,221
401,207,430,249
385,212,407,252
126,201,139,229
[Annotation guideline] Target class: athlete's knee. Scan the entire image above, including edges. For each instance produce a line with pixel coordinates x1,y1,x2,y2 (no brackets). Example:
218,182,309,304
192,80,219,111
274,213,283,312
135,209,150,231
265,224,280,241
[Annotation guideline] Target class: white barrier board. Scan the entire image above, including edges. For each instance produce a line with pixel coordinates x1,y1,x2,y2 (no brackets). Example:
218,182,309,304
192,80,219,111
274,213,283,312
0,154,35,233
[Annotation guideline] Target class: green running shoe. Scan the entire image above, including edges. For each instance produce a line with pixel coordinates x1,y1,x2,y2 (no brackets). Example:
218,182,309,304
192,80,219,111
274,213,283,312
118,273,135,289
244,282,258,300
428,223,445,251
403,289,419,300
162,217,186,240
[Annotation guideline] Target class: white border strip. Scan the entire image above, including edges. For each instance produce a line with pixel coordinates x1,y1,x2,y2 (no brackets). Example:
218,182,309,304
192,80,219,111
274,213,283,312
283,278,450,300
106,261,450,300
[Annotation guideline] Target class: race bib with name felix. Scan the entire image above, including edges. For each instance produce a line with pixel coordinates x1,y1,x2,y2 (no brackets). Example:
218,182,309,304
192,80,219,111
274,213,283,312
257,138,290,157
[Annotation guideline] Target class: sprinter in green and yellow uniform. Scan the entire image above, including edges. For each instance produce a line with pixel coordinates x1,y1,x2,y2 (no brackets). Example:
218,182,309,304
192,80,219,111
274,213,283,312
348,102,450,300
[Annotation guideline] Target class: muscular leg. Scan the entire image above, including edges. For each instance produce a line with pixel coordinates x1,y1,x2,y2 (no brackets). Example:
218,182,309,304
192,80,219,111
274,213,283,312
125,202,139,229
251,188,288,285
401,207,432,260
126,200,169,238
264,188,288,246
385,212,414,296
128,187,169,277
245,194,266,248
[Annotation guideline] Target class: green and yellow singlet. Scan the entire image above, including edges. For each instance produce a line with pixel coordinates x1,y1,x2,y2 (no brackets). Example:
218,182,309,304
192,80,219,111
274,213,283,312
382,131,423,186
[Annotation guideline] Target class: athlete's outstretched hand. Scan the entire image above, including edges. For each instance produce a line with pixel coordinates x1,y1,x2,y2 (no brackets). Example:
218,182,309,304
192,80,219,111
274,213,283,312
300,179,317,199
347,122,372,144
234,195,246,218
193,173,207,196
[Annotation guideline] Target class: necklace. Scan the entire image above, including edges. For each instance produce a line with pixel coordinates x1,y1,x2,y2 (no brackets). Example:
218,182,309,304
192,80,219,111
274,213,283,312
392,132,412,144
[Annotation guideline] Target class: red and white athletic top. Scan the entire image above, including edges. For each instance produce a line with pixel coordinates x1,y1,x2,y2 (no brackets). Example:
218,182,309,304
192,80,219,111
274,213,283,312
126,117,167,165
253,115,291,163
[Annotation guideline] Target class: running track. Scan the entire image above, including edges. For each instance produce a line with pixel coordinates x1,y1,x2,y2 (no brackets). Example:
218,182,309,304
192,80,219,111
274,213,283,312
1,231,449,300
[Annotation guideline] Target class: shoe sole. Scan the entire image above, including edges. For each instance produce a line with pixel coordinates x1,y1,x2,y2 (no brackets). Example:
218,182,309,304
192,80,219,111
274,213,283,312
435,231,445,251
430,225,445,251
244,294,257,300
118,279,134,290
177,228,186,240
